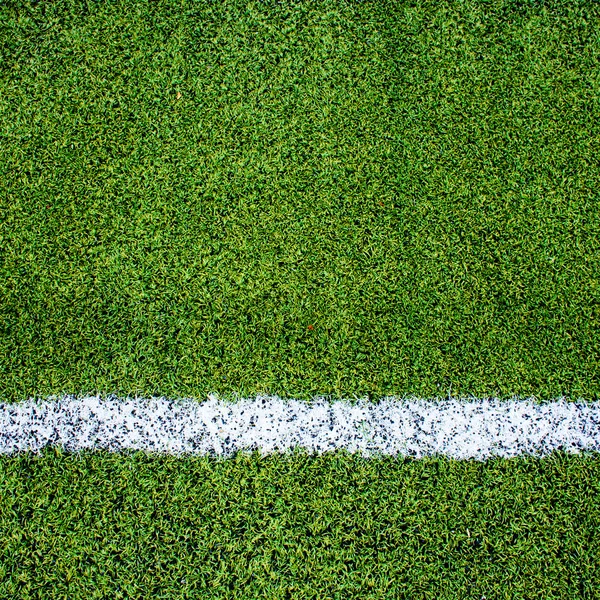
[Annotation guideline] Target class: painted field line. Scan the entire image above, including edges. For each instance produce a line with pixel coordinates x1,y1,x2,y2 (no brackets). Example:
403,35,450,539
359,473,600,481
1,395,599,459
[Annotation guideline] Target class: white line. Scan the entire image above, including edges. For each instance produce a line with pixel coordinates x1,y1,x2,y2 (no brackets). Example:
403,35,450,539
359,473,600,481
1,395,599,459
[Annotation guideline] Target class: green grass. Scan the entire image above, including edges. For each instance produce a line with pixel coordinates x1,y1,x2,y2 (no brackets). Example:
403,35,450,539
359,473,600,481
0,450,598,599
1,0,599,404
1,1,600,597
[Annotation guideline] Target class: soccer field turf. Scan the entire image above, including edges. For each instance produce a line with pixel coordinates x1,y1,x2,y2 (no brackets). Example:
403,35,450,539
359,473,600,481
1,0,599,596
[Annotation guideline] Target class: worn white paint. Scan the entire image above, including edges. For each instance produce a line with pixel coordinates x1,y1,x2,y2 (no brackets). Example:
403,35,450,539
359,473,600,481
1,395,599,459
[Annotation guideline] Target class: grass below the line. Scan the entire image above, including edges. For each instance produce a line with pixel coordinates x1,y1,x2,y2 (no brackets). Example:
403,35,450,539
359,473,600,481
1,0,599,403
0,450,598,598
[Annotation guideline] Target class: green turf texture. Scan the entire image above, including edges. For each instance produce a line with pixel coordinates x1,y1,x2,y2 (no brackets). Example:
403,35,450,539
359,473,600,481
1,0,599,404
0,450,598,599
1,3,600,597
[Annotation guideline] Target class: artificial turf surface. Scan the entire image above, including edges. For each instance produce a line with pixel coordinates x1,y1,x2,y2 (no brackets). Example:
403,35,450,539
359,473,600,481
1,0,600,597
1,451,600,599
1,0,599,403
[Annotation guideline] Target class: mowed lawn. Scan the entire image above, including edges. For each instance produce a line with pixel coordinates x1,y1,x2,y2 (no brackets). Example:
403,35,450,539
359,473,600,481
1,0,600,597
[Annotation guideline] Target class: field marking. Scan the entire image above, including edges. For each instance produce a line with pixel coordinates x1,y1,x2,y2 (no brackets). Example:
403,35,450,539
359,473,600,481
1,395,599,459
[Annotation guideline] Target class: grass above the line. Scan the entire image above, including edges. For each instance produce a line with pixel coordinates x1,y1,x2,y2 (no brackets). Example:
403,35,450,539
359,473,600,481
0,449,598,598
1,0,600,404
